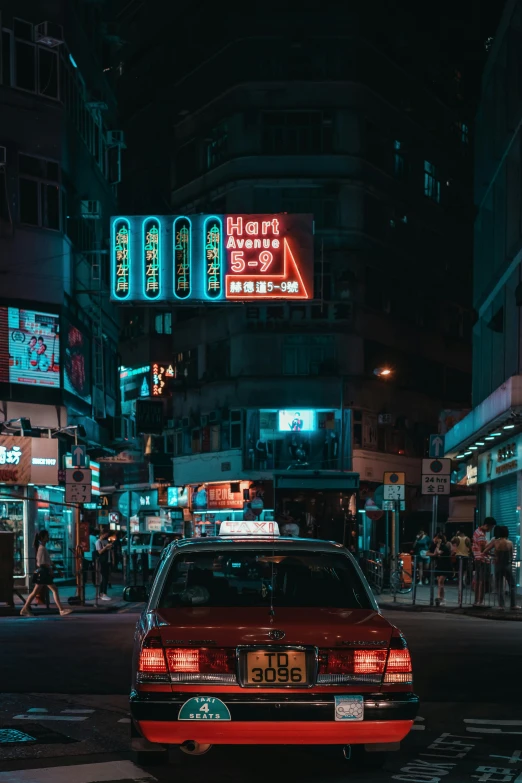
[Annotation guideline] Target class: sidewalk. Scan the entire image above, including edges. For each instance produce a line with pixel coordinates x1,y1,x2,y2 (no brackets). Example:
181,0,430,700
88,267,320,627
0,581,130,617
377,581,522,621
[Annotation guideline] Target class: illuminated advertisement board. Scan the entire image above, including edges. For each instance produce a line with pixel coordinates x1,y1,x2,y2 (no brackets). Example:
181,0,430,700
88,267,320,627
63,319,92,405
278,410,317,432
110,214,314,303
0,307,60,388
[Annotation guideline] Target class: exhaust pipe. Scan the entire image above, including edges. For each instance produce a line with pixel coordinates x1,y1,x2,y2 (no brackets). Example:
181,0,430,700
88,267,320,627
180,741,212,756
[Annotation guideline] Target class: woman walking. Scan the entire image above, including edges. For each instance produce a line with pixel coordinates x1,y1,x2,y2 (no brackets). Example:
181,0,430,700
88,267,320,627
484,526,520,611
20,530,72,617
428,533,452,606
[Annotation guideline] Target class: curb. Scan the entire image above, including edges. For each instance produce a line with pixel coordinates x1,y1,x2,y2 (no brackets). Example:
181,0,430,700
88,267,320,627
380,602,522,621
0,602,128,617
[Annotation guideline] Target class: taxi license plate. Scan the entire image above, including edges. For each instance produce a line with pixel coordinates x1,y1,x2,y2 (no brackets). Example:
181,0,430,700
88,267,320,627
246,650,307,685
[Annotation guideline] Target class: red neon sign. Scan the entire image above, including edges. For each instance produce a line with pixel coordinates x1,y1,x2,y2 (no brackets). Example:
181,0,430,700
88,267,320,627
224,214,313,300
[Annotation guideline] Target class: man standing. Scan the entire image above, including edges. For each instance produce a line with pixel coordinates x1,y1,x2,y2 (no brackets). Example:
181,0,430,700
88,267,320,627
472,517,495,607
96,529,114,602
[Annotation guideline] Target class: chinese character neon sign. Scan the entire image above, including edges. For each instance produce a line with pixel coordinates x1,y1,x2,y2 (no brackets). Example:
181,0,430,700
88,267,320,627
0,445,22,465
112,218,131,300
143,217,161,300
152,363,174,396
174,216,192,299
204,216,222,300
109,214,313,303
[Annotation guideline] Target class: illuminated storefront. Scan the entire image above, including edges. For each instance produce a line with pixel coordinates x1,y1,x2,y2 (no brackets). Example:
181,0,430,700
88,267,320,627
179,480,274,537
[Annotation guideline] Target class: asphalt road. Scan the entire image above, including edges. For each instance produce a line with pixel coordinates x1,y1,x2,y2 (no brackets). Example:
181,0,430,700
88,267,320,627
0,610,521,782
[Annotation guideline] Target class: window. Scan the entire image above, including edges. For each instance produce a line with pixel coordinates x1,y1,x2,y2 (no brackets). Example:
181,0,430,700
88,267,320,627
19,154,61,230
1,30,12,86
38,48,59,99
454,121,469,145
154,312,172,335
283,336,335,376
230,410,242,449
262,111,333,155
15,39,36,91
159,549,372,609
206,122,228,169
393,139,406,178
424,161,441,203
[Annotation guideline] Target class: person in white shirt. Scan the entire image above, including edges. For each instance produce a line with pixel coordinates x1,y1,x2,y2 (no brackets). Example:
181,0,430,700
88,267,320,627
96,529,113,601
20,530,72,617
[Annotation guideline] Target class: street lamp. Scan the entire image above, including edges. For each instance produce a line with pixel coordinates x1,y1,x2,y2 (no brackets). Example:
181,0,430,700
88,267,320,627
374,367,393,378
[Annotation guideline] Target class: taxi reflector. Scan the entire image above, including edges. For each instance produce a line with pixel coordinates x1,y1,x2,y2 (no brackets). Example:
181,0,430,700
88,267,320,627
166,648,235,673
219,520,279,537
139,648,167,673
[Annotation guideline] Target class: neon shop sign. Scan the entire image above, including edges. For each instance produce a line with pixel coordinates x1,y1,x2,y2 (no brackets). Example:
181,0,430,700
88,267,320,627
110,213,314,303
152,363,174,396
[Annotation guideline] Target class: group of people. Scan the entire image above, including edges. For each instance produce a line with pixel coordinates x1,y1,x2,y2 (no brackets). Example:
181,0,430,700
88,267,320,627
412,518,519,609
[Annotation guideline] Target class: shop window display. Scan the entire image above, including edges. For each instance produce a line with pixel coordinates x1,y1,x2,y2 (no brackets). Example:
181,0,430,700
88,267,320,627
0,500,25,576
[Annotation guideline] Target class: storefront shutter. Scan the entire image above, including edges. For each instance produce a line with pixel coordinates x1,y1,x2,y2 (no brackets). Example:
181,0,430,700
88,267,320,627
491,475,519,556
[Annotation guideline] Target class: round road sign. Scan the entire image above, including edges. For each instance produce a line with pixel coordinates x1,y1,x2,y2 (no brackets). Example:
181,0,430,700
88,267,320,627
430,460,444,473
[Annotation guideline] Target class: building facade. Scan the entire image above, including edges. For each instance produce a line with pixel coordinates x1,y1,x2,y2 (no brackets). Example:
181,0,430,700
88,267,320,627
114,2,482,546
445,0,522,583
0,0,125,585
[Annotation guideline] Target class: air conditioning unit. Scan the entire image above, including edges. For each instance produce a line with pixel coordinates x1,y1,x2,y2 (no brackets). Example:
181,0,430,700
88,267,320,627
0,146,6,167
107,130,126,148
35,21,64,47
81,200,102,219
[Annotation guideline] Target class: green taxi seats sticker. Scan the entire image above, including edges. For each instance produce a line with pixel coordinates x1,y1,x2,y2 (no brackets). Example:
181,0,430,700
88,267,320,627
178,697,231,721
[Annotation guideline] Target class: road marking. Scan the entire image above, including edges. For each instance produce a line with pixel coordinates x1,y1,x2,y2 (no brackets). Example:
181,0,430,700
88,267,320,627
13,715,88,722
26,709,48,714
415,716,425,722
464,719,522,726
61,709,94,714
117,717,131,723
466,727,522,735
411,725,425,731
0,760,156,782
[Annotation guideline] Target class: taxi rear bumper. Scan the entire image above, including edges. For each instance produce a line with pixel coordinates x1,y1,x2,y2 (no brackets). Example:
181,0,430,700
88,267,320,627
131,692,418,746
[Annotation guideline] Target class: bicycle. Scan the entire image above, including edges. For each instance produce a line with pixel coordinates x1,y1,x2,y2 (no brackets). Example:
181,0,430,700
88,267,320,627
389,559,414,594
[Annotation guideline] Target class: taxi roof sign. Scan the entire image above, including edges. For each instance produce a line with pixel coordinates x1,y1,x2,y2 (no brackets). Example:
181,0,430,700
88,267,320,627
219,520,280,537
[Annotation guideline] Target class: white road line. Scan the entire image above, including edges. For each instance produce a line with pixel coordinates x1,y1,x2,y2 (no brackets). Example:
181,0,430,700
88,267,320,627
61,709,95,714
464,719,522,726
466,727,522,735
26,708,48,714
411,725,425,731
414,716,425,722
0,760,156,783
13,715,88,722
117,717,131,723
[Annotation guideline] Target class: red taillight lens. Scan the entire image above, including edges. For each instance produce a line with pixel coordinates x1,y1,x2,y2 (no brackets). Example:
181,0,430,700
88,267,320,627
139,648,167,673
166,648,235,673
319,649,387,675
354,650,387,674
384,648,412,683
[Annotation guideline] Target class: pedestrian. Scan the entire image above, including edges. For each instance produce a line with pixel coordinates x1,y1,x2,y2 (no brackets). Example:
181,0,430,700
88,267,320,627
427,532,452,606
20,530,73,617
451,529,471,584
96,529,114,601
412,529,431,584
483,525,520,611
82,527,98,591
472,517,495,607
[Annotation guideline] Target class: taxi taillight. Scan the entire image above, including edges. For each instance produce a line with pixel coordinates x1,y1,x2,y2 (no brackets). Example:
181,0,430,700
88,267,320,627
383,648,412,683
166,648,235,673
138,639,167,674
318,649,387,675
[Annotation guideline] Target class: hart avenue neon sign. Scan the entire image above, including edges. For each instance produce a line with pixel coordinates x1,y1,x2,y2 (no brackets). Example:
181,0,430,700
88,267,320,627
110,214,313,303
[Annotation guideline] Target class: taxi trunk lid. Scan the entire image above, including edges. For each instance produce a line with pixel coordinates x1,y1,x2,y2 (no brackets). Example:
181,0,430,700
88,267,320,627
155,606,393,648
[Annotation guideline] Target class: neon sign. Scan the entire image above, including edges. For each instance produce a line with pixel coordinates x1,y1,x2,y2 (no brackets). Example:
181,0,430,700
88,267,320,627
143,217,161,299
152,363,174,396
109,214,313,303
112,218,131,300
204,216,223,300
173,216,192,299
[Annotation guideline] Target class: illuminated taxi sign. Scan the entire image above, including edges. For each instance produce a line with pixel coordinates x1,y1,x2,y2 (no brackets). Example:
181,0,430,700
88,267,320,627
219,520,280,537
110,214,313,303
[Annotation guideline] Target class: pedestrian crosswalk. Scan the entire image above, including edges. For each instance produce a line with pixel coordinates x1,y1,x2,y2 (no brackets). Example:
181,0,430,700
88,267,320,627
0,760,156,783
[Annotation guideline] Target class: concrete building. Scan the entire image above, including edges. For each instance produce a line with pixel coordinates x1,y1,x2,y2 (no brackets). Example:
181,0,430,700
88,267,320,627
445,0,522,584
0,0,125,585
114,2,482,544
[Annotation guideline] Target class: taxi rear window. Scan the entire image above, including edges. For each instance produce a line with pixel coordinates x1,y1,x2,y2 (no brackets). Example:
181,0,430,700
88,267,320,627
158,550,372,609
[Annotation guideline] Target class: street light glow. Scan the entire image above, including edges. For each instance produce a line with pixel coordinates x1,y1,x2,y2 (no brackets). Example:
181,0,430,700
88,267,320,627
374,367,393,377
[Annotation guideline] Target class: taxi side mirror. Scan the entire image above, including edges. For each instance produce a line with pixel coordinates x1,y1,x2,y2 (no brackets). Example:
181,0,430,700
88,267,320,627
123,585,148,603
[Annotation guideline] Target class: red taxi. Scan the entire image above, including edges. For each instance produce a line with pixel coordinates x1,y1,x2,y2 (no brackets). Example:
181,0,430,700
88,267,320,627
128,521,418,766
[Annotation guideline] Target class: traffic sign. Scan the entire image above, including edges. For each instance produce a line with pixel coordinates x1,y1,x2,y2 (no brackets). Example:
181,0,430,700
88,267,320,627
382,500,406,511
383,483,405,500
364,497,383,521
65,468,92,503
429,435,445,459
384,472,405,485
421,458,451,496
71,445,87,468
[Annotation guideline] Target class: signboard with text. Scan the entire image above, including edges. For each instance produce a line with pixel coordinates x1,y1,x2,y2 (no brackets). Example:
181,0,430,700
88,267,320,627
207,483,244,510
0,306,60,388
0,436,59,485
477,434,522,484
110,214,314,303
421,458,451,496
